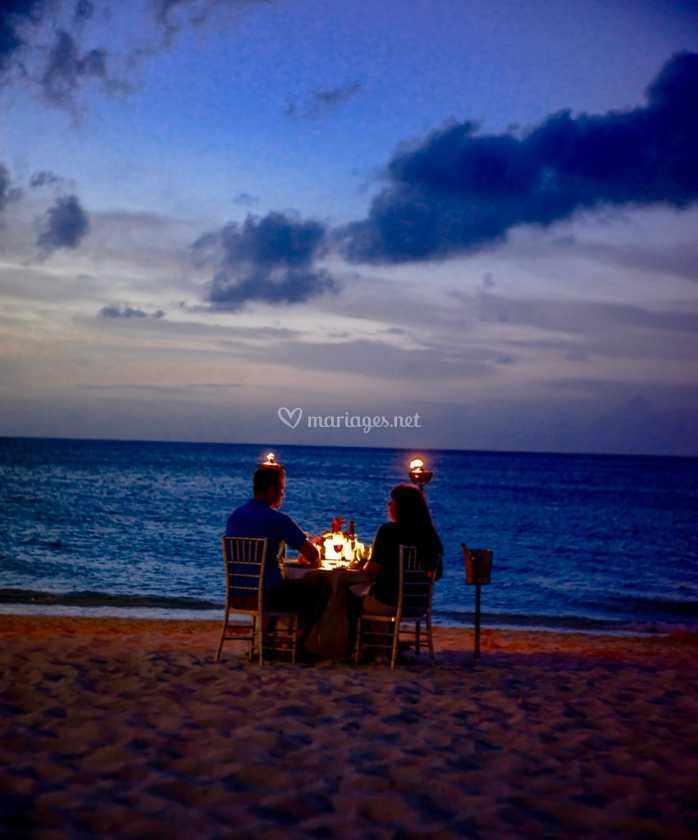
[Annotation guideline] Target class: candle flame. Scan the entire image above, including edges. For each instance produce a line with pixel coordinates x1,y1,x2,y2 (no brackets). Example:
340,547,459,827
322,531,365,563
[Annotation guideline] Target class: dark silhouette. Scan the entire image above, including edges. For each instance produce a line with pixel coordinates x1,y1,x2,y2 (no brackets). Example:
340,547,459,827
225,465,330,646
360,483,443,616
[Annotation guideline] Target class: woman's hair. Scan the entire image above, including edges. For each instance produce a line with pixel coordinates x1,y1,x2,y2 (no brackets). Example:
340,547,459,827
390,483,443,568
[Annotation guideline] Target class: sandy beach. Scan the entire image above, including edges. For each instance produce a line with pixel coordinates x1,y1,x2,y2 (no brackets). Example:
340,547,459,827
1,615,697,838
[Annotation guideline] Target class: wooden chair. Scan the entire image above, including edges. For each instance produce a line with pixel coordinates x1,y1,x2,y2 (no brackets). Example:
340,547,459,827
353,545,435,670
215,536,298,665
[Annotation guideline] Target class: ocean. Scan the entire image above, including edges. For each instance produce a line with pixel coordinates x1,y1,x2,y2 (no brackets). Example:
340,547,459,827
1,437,697,634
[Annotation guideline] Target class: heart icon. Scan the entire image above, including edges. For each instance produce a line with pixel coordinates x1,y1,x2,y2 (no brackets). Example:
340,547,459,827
278,406,303,429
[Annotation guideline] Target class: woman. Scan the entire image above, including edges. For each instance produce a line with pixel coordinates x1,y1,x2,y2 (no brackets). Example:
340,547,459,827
360,483,443,615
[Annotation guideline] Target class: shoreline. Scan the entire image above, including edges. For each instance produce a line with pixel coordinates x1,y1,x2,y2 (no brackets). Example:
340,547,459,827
2,612,697,655
0,603,675,638
2,589,692,638
2,614,697,836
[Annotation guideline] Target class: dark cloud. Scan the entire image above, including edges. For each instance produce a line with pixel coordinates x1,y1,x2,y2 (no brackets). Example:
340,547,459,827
154,0,195,25
342,51,698,263
199,211,337,310
0,166,9,210
0,164,23,211
285,80,363,118
99,304,165,319
40,29,108,105
73,0,94,22
29,169,62,188
210,266,335,310
37,194,90,253
0,1,271,107
0,5,121,108
0,0,46,77
153,0,272,31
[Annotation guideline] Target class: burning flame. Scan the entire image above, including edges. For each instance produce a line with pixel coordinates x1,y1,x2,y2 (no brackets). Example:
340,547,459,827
322,532,365,563
409,456,425,473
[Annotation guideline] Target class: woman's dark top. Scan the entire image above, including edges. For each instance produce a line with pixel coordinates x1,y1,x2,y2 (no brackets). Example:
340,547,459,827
370,521,442,607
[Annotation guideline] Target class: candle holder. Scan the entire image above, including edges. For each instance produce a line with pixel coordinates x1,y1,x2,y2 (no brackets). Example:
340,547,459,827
259,451,283,469
408,456,433,493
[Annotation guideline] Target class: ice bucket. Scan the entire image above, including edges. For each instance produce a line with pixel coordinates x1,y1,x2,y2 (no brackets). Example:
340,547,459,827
463,547,493,585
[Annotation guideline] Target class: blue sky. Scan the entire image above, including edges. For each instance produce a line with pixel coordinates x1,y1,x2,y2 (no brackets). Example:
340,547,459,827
1,0,698,454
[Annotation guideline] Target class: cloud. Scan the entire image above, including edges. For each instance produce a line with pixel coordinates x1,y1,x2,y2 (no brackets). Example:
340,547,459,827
233,191,259,207
37,194,90,253
552,227,698,284
0,0,45,78
0,163,23,212
153,0,269,28
465,290,698,336
73,0,94,23
40,29,109,105
0,4,123,108
197,211,337,310
0,0,272,108
98,304,166,319
342,51,698,263
285,80,363,118
29,169,63,188
0,166,10,210
77,382,241,392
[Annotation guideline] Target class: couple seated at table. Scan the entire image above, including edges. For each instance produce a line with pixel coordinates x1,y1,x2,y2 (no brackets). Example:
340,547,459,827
225,462,443,657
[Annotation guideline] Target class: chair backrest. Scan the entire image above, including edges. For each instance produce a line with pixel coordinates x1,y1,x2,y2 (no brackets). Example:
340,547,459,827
221,536,268,612
397,544,433,619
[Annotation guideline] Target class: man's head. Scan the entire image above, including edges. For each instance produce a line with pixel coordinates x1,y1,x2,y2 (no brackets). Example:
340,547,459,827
253,465,286,508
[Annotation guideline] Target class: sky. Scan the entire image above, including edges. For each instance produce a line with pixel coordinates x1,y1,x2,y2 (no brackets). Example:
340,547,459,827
1,0,698,455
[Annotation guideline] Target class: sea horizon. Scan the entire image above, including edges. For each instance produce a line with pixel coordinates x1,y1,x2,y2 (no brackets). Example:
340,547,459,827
2,433,696,461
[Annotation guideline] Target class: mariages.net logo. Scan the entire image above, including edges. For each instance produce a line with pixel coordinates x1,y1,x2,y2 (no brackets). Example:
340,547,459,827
277,407,422,434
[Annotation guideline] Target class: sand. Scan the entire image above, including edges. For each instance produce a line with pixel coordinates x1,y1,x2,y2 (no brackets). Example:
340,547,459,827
1,615,697,838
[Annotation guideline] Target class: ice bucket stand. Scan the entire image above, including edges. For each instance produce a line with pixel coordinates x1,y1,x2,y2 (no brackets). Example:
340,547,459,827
462,545,493,660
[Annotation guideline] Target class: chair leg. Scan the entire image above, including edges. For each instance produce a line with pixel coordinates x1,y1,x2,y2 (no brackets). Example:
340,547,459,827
389,621,399,670
290,615,297,665
258,615,265,666
215,610,228,662
248,615,256,662
353,617,362,664
415,620,421,655
426,611,434,663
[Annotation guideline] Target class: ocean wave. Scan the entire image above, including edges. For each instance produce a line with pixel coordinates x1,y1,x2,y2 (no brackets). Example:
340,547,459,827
602,594,698,618
0,588,221,610
0,588,688,634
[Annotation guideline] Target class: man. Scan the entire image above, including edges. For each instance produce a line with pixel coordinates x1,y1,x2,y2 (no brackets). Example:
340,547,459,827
225,464,329,647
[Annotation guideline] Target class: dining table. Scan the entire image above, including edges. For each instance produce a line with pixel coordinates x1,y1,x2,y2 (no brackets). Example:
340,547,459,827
283,550,373,660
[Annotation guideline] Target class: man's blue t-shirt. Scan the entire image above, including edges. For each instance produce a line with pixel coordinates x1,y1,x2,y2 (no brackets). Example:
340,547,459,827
225,499,307,592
